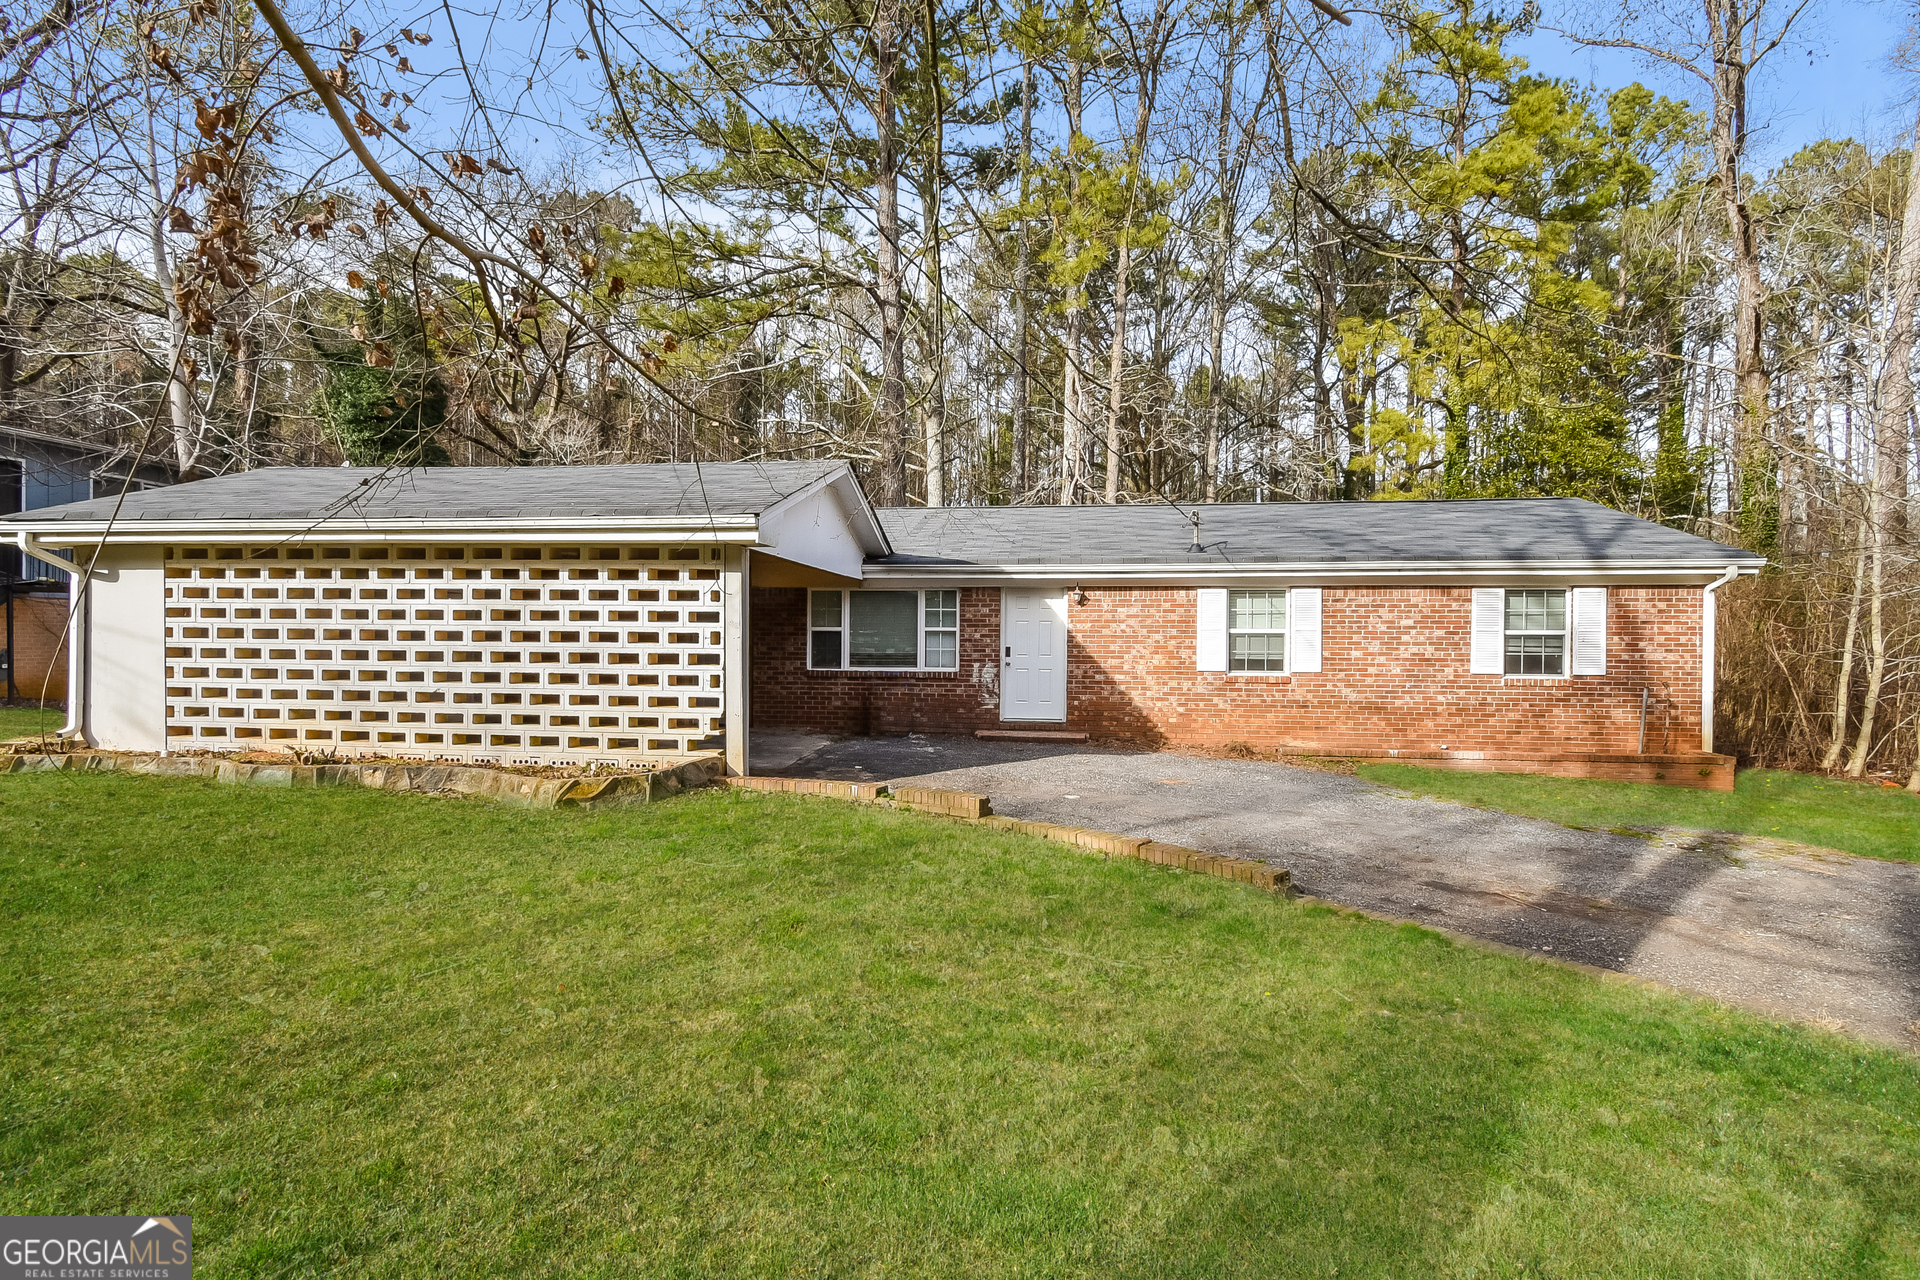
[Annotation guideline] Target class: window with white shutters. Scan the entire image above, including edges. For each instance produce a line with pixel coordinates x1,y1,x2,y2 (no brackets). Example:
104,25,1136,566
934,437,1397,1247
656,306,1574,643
1200,587,1323,674
1228,591,1288,671
1504,589,1567,676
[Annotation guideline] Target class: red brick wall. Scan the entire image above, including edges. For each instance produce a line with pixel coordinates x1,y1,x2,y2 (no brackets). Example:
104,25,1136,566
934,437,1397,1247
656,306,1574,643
750,586,1005,736
8,591,68,703
749,584,1705,755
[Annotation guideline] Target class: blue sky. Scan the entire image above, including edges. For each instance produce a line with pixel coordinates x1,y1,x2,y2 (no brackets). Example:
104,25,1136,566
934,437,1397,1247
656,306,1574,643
321,0,1917,207
1514,1,1914,163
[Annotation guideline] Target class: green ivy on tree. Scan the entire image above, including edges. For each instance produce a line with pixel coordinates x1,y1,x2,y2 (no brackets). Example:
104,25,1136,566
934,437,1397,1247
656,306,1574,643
313,283,450,467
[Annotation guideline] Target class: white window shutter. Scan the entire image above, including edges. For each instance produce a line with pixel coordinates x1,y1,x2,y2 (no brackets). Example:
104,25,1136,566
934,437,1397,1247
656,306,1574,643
1195,588,1228,672
1570,587,1608,675
1470,588,1505,674
1289,587,1323,672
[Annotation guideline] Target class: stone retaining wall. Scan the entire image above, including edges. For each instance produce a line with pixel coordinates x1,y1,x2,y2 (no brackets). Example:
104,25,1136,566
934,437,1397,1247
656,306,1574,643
6,751,725,808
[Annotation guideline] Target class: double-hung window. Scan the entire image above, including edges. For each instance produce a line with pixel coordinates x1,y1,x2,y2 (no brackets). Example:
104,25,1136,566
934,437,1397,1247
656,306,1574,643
1228,590,1288,672
1504,589,1566,676
809,590,959,670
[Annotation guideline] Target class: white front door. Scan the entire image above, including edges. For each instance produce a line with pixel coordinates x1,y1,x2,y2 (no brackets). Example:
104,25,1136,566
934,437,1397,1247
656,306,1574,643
1000,589,1068,722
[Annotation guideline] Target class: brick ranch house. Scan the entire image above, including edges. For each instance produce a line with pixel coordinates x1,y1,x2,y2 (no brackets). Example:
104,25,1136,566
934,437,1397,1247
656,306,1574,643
5,460,1763,787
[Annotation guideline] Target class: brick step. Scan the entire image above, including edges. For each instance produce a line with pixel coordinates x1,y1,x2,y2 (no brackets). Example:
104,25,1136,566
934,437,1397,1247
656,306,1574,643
975,729,1090,743
1357,751,1735,791
725,775,886,802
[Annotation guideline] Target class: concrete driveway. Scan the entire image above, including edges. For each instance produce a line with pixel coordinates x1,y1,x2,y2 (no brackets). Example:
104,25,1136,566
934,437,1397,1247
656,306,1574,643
758,733,1920,1051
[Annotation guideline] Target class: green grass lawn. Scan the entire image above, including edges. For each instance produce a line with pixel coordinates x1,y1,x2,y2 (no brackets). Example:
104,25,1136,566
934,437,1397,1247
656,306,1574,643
4,775,1918,1277
0,704,62,741
1356,764,1920,864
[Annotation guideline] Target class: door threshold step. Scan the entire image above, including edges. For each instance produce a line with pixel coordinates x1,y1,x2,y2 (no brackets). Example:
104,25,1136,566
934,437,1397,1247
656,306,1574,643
976,729,1089,743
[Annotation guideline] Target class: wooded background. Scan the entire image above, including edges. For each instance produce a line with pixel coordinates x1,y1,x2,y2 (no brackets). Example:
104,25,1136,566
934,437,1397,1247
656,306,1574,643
2,0,1915,781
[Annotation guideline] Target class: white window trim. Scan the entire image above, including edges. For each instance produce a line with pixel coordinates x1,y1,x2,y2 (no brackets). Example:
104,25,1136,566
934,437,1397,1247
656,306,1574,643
808,588,960,672
1502,588,1570,680
1225,588,1290,676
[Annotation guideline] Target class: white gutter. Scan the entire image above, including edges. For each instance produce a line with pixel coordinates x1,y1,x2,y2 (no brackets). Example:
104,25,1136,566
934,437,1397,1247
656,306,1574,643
862,558,1767,586
1699,563,1748,754
56,560,86,743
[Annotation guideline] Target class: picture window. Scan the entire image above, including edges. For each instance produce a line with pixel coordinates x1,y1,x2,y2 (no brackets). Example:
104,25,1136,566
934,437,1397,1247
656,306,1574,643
808,590,959,671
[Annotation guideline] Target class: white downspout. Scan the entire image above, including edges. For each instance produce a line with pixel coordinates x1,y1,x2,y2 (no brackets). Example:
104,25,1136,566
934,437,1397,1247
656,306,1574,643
22,533,90,744
722,546,750,778
1699,564,1741,754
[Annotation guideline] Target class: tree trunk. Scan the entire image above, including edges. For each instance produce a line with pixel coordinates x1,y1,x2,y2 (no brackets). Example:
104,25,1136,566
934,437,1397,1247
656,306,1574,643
1876,102,1920,530
1203,19,1241,503
1059,50,1089,505
1102,0,1170,504
872,0,909,505
138,67,200,476
1821,522,1865,770
923,390,944,505
1062,311,1087,504
1103,243,1132,503
1703,0,1771,529
1442,57,1471,495
1011,61,1034,502
1844,102,1920,776
233,330,258,469
921,0,947,507
1844,531,1886,776
0,239,34,424
1205,274,1225,501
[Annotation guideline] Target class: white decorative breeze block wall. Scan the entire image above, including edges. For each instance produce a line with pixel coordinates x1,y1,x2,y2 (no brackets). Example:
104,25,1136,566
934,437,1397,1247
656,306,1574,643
163,542,726,764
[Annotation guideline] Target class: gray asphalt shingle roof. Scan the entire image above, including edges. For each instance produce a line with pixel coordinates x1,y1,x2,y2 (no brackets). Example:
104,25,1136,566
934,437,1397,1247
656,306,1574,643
872,499,1759,566
7,461,1760,569
2,461,849,524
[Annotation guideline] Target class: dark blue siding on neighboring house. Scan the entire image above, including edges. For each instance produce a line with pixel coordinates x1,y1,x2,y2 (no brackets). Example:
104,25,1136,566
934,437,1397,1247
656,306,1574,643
0,428,174,584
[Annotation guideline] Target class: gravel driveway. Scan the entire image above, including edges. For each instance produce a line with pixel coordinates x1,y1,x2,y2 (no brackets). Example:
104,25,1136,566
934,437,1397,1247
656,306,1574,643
761,733,1920,1051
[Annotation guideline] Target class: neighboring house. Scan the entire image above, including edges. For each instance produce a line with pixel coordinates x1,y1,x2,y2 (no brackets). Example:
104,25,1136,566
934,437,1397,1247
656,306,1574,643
3,461,1764,786
0,426,175,701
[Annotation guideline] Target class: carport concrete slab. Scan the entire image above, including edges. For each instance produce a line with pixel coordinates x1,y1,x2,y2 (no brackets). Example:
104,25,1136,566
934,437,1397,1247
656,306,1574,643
776,734,1920,1051
749,731,834,775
